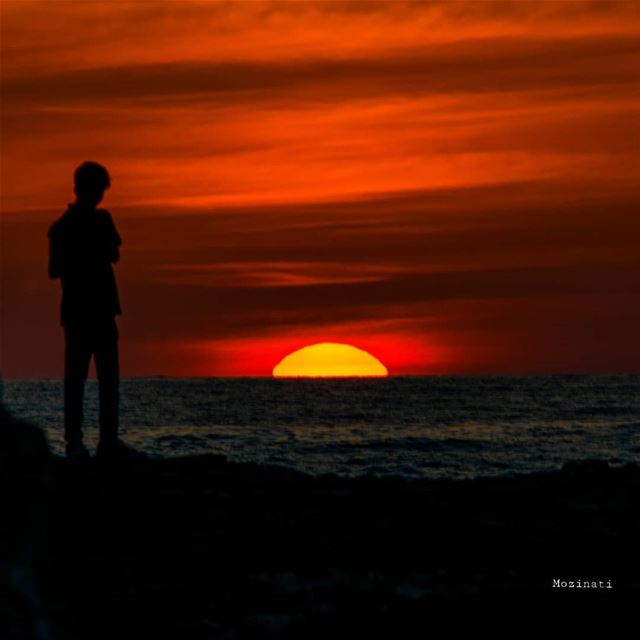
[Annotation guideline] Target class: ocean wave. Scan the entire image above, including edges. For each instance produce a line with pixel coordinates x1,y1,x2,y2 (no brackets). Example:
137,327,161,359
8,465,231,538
4,376,639,479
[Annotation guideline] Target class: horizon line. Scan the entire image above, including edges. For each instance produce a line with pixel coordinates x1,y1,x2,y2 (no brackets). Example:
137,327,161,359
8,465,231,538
2,372,639,382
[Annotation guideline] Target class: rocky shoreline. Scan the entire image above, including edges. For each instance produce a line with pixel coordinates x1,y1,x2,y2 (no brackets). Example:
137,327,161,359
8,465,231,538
2,406,639,637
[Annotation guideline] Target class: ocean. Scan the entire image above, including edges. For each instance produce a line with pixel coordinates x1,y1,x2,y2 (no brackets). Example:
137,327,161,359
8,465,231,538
3,375,639,479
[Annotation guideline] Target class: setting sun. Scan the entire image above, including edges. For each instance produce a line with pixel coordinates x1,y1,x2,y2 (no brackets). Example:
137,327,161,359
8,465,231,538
273,343,388,378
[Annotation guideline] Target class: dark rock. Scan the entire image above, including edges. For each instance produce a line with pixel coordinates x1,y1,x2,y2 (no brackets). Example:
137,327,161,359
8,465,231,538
2,400,638,637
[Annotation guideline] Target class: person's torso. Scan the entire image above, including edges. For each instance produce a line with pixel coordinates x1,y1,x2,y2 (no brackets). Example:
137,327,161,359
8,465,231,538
50,207,121,323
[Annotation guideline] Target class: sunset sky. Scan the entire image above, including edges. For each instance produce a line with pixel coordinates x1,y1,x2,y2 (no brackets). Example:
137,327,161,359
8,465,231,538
1,0,639,377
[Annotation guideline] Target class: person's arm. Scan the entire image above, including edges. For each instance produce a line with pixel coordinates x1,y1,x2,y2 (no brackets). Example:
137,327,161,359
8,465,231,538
48,226,62,279
105,211,121,263
110,241,120,264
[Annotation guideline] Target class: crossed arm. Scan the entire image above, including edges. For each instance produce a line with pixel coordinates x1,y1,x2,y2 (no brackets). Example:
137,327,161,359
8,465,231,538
48,212,122,279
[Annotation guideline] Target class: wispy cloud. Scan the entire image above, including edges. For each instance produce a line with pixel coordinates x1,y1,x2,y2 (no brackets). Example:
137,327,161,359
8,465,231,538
1,0,638,375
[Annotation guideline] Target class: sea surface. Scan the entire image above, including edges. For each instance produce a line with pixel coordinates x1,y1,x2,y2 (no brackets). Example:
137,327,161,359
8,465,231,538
3,376,640,479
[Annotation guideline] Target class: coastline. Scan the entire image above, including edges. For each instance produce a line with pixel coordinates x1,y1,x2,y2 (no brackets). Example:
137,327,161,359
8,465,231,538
2,403,638,637
41,456,640,635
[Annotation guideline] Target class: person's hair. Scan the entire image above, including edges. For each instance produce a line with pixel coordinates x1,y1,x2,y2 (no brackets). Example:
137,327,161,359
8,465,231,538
74,161,111,193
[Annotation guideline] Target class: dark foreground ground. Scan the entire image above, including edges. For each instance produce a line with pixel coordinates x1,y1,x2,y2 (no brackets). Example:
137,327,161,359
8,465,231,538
2,406,639,638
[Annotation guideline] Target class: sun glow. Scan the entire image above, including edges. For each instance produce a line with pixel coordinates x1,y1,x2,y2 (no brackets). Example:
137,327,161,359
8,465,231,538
272,342,389,378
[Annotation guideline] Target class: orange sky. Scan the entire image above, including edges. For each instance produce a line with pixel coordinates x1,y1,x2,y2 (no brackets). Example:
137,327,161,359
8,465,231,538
1,0,639,377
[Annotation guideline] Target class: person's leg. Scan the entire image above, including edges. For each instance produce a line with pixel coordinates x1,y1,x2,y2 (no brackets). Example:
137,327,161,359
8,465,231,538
63,325,92,446
94,318,120,445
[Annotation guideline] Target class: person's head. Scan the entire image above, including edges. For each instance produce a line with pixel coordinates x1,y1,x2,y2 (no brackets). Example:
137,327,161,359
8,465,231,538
73,161,110,207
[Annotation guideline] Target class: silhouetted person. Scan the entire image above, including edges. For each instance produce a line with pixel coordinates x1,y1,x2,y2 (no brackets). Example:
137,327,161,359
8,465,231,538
49,162,140,460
